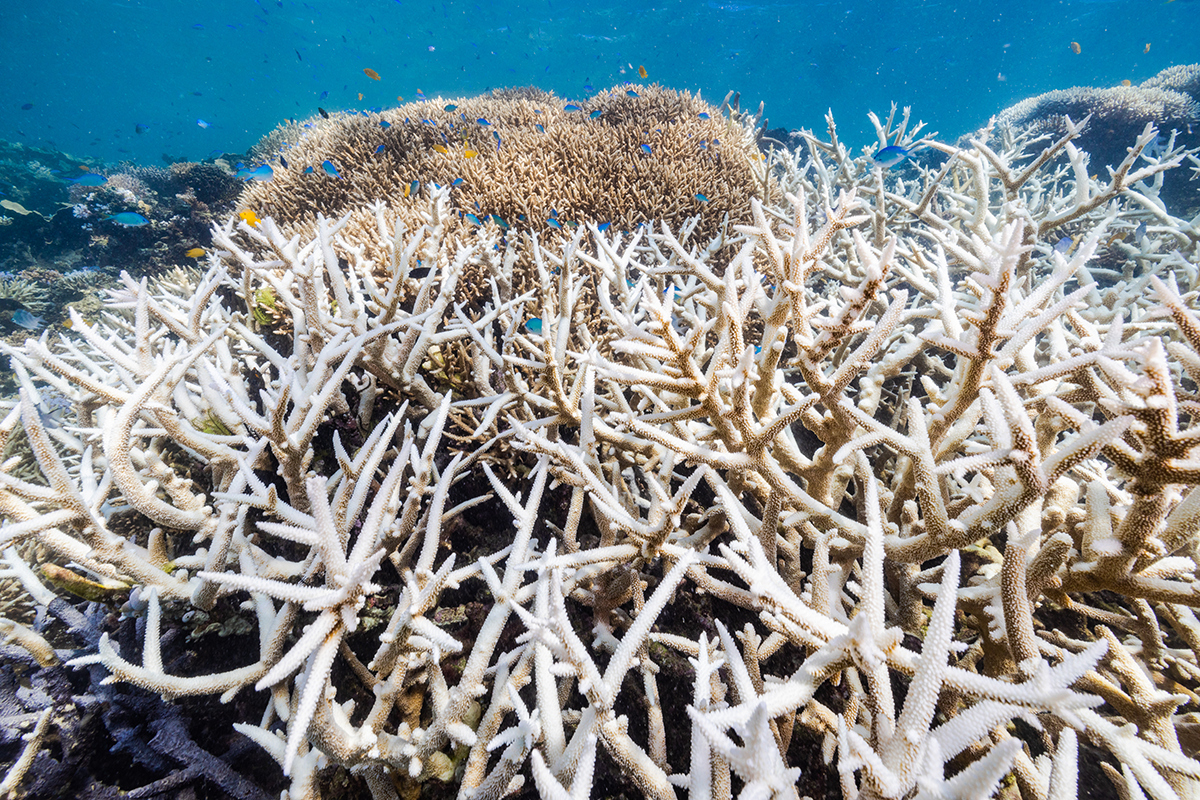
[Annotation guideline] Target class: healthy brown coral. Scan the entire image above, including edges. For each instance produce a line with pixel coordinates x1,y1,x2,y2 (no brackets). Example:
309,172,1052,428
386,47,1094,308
240,84,764,264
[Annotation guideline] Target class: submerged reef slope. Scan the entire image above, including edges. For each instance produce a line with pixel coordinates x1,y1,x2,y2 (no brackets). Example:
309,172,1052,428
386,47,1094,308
2,94,1200,800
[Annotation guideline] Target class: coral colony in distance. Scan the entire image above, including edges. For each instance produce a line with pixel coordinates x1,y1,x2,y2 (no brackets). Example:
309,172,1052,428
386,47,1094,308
2,70,1200,800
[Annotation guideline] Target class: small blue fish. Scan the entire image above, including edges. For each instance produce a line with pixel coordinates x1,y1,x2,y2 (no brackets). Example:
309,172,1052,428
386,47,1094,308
546,217,561,229
564,104,581,112
69,173,107,186
416,90,427,100
443,104,459,112
491,214,509,229
135,123,149,134
105,211,150,226
322,160,340,177
407,180,419,196
463,213,482,225
1053,236,1072,254
525,317,543,334
626,90,639,97
597,222,611,231
244,164,274,182
303,166,315,174
492,130,501,142
697,112,711,120
452,177,464,186
589,109,602,119
197,118,211,128
12,310,44,330
476,118,490,126
375,144,386,153
694,193,708,202
380,120,392,128
873,144,913,168
640,144,652,155
535,123,545,133
279,155,288,168
320,90,329,100
584,84,594,92
1134,221,1147,241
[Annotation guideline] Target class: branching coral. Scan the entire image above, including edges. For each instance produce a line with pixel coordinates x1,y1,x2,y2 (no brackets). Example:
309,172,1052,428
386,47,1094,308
2,96,1200,800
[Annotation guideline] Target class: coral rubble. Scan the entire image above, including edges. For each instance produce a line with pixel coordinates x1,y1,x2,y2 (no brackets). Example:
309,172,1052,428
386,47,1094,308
2,90,1200,800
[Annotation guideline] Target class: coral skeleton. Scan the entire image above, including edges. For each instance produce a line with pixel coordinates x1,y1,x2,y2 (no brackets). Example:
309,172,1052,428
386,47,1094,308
2,99,1200,800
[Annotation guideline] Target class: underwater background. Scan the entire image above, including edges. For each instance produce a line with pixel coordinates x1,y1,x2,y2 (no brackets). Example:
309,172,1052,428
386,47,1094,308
2,0,1198,166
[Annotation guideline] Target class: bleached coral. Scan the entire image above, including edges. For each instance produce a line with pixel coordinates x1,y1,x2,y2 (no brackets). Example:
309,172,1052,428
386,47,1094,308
2,100,1200,800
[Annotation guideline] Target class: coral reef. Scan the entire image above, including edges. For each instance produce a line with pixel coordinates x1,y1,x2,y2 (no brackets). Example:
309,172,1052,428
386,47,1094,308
240,84,765,293
1,93,1200,800
992,64,1200,210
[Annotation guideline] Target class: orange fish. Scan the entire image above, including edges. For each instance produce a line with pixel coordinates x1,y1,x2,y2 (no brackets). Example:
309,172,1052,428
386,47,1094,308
433,144,449,154
358,92,364,101
184,247,206,258
364,67,382,80
637,64,648,79
464,147,479,159
1070,41,1081,54
1144,43,1151,54
1121,79,1132,87
239,209,260,227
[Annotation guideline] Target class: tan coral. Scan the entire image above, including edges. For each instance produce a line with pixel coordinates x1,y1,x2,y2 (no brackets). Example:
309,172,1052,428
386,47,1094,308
240,85,764,268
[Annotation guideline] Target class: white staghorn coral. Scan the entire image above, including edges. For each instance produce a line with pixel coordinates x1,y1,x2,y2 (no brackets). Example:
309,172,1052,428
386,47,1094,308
2,98,1200,800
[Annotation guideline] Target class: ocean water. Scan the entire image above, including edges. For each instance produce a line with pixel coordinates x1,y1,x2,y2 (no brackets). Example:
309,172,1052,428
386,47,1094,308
2,0,1197,166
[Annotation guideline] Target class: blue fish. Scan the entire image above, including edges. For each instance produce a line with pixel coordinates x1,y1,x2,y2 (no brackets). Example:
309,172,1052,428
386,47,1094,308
589,109,602,119
320,90,329,100
873,144,913,168
463,213,482,225
477,117,491,125
444,104,458,111
1134,221,1147,240
597,222,611,231
105,212,150,226
626,90,639,97
492,130,501,142
535,123,545,133
375,144,386,153
525,317,543,334
322,159,340,177
135,123,149,135
452,177,464,186
303,166,315,174
564,104,581,112
380,120,392,128
1053,236,1072,254
12,310,44,330
69,173,107,186
279,156,288,168
694,193,709,202
408,180,419,196
197,118,211,128
244,164,274,182
640,144,652,155
491,214,509,229
546,217,561,229
697,112,711,120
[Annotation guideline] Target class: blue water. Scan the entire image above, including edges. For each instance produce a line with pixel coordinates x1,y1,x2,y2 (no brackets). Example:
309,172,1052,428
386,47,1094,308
1,0,1197,164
